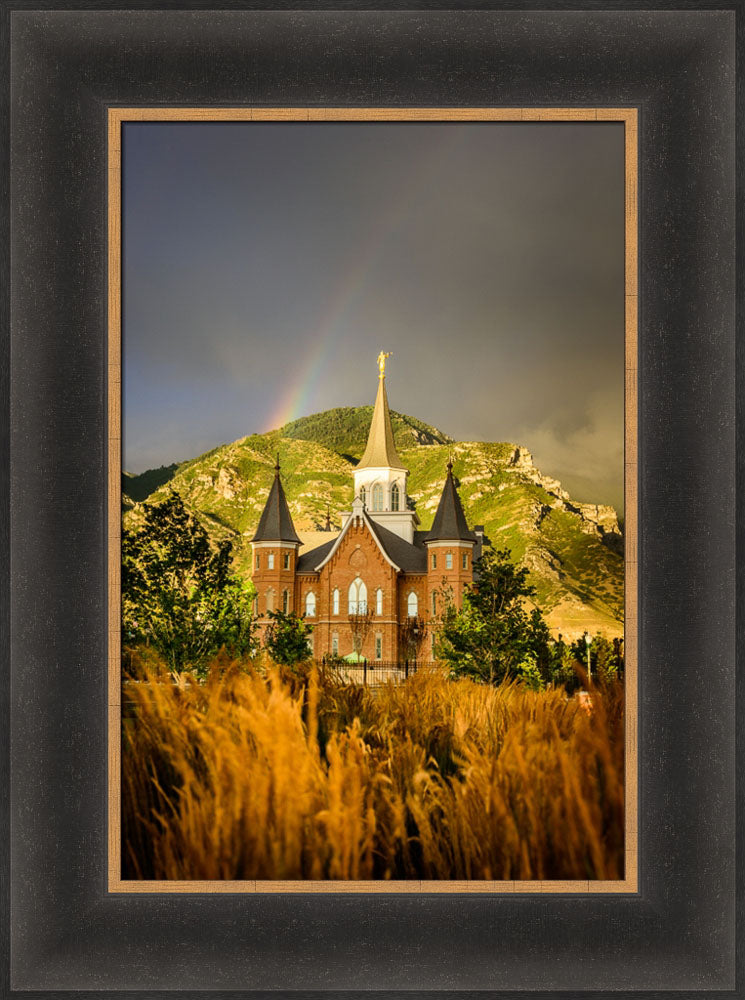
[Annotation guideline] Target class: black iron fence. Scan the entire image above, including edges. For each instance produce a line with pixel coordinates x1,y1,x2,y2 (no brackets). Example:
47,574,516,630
321,659,439,687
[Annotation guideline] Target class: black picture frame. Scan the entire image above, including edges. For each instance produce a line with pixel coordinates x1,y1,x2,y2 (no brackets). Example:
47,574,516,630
3,3,739,995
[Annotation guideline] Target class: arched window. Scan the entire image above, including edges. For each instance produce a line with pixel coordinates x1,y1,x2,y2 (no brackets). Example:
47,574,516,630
445,551,453,570
283,552,290,570
407,592,418,618
268,552,275,570
376,588,383,615
391,482,400,511
359,486,366,507
266,588,275,613
375,634,383,660
282,589,289,613
371,483,383,511
331,632,339,656
431,592,437,615
332,588,340,615
305,592,316,617
348,577,368,614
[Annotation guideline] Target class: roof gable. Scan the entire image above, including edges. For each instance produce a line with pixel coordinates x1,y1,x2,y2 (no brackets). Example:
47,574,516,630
312,509,402,572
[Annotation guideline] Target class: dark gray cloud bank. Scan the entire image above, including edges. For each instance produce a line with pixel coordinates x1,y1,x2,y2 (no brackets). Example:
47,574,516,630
123,121,625,510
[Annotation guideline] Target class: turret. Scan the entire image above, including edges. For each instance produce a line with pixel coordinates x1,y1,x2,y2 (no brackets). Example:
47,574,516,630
424,458,477,614
251,457,300,618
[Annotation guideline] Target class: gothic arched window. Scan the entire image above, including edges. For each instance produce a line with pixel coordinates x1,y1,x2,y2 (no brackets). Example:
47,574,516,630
376,588,383,615
305,592,316,617
359,486,366,507
371,483,383,511
282,589,289,613
391,482,400,511
332,588,340,615
407,592,418,618
348,577,368,614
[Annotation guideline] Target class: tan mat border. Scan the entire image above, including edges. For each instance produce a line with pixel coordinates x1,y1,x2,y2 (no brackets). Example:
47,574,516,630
108,107,638,894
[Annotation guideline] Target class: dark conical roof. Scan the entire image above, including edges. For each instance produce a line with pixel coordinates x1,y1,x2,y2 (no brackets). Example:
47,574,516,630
251,459,301,544
423,460,477,543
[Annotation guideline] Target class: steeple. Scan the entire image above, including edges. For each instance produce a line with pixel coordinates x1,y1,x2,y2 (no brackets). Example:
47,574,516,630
355,352,406,472
424,459,477,543
348,353,417,543
251,456,301,544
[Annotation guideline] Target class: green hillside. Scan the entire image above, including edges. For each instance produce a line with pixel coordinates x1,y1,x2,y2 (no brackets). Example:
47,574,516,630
123,408,624,639
280,407,451,461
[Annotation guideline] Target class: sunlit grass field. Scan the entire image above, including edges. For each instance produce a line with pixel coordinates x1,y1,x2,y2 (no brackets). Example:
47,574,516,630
122,656,624,881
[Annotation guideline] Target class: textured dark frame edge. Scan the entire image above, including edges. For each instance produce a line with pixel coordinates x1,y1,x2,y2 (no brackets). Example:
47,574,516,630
5,3,740,996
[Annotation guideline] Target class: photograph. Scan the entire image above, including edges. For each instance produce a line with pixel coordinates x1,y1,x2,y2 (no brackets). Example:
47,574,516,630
115,115,632,885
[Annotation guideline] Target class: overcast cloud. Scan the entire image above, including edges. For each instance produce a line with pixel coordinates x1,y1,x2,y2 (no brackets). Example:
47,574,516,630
123,121,625,510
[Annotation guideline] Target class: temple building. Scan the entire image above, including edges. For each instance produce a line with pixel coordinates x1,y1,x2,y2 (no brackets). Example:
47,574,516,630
251,354,487,662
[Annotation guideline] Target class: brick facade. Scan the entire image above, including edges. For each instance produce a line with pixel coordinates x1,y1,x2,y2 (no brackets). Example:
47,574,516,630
251,365,482,663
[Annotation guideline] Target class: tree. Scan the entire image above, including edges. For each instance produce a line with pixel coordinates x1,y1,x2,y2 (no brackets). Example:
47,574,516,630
399,614,426,665
434,547,552,685
122,491,258,673
348,608,373,659
570,633,624,685
264,610,314,667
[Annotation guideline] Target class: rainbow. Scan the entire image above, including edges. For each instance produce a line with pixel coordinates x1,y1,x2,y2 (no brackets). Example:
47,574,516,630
264,124,465,432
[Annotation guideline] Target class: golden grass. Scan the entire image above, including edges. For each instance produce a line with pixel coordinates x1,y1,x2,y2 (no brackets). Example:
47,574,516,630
122,659,624,881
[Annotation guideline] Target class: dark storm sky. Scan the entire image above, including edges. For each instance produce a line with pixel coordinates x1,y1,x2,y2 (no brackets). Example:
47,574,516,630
123,121,625,510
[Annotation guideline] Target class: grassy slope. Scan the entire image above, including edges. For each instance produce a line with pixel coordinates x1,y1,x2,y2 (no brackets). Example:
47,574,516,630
123,408,624,638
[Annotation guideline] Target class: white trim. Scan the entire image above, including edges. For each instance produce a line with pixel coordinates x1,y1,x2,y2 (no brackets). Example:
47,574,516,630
313,508,400,572
424,539,475,548
251,540,300,550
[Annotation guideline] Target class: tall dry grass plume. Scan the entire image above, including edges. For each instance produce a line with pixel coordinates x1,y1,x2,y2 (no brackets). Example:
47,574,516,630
122,654,624,881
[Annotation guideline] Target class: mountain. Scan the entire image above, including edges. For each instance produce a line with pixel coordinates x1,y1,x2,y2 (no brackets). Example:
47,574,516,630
123,464,179,503
123,407,624,639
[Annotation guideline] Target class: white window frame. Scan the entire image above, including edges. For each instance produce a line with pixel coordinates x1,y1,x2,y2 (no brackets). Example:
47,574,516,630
375,634,383,660
390,482,400,511
305,592,316,617
348,577,368,614
407,592,418,618
376,588,383,615
371,483,383,511
332,588,340,615
446,551,453,570
268,552,275,570
331,632,339,656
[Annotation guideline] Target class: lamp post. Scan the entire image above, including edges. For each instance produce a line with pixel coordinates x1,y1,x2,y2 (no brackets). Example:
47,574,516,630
584,631,592,684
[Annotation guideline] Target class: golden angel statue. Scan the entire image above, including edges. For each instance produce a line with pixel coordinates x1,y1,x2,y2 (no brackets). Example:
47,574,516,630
377,351,392,378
